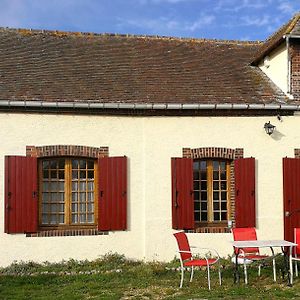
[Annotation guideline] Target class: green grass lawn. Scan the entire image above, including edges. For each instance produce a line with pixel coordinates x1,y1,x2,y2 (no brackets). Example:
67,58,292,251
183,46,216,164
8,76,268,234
0,254,300,299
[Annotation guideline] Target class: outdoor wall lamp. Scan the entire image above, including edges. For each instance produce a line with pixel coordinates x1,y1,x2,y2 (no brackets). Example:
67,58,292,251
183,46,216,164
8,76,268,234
264,121,276,135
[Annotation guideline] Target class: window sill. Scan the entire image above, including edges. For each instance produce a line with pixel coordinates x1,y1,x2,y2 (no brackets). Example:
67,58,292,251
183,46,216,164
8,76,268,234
26,228,109,237
185,227,231,233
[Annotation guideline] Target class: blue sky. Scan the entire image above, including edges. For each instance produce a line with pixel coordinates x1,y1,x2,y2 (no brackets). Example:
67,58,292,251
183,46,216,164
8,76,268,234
0,0,300,41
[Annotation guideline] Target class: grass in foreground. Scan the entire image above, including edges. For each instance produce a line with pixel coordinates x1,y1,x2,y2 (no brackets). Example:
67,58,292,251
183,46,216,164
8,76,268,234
0,254,300,299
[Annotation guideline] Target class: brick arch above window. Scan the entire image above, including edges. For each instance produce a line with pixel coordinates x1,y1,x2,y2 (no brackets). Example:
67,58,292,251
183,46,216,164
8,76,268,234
26,145,109,158
182,147,243,160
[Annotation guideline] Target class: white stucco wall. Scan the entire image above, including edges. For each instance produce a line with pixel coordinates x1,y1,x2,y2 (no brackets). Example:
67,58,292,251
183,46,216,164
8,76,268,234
0,112,299,266
259,42,288,94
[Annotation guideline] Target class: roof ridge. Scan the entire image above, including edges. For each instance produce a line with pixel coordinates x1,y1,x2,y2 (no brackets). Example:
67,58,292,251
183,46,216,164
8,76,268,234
0,26,262,45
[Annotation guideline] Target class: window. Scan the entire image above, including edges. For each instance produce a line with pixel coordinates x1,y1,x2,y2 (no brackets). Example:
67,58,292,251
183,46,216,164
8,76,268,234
193,160,230,226
4,151,127,234
171,150,256,232
39,158,97,227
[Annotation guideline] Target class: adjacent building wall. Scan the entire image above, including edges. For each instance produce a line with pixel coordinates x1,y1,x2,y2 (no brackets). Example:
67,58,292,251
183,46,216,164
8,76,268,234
0,112,299,266
259,42,288,94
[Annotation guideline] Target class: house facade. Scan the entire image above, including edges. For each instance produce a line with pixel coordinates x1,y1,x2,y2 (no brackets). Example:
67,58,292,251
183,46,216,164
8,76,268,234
1,14,300,266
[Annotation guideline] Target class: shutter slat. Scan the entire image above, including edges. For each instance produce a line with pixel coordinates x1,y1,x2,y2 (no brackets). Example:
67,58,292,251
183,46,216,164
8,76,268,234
171,158,194,230
5,156,38,233
98,156,127,231
234,157,256,228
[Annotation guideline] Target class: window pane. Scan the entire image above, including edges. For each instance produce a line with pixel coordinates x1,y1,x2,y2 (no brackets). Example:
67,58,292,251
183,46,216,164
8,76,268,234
79,160,86,169
72,182,78,191
50,170,57,179
213,192,219,200
59,171,64,179
51,204,57,213
201,212,207,221
42,161,49,170
42,193,49,203
43,182,49,191
220,161,226,171
221,192,227,200
200,161,206,170
59,215,64,224
87,160,94,169
87,214,94,223
79,193,86,201
58,182,64,191
194,212,200,221
72,160,79,169
58,159,65,169
200,192,207,201
87,203,94,213
213,161,219,170
213,171,219,180
79,181,86,190
80,203,86,212
80,214,86,223
200,171,207,180
50,215,58,224
42,204,49,212
194,201,200,210
194,191,199,200
200,202,207,210
221,212,227,220
214,212,220,221
213,202,219,210
72,193,78,202
87,193,94,201
43,170,49,179
193,161,199,170
87,171,94,179
80,171,86,179
42,214,48,224
50,160,57,169
213,181,219,190
72,203,78,212
193,171,199,180
193,181,199,190
221,181,227,190
72,171,78,179
220,171,226,180
200,181,207,190
72,214,78,223
221,202,227,210
87,182,94,191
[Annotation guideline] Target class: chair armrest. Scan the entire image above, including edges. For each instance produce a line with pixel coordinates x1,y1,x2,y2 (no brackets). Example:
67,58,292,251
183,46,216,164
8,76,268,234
189,246,221,260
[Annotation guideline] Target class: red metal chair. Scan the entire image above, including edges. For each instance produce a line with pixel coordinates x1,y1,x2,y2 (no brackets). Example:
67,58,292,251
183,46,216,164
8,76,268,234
232,227,276,284
173,231,222,290
290,228,300,283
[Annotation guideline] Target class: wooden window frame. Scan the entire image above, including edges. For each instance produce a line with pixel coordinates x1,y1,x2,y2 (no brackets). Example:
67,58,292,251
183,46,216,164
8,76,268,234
38,157,98,230
194,159,231,228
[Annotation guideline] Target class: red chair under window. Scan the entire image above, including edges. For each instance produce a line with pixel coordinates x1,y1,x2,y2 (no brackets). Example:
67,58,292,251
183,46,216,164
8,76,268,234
232,227,276,284
290,228,300,284
173,231,222,290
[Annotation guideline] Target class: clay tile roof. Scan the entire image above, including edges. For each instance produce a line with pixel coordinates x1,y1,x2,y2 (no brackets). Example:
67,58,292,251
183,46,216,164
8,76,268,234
0,27,287,105
252,13,300,65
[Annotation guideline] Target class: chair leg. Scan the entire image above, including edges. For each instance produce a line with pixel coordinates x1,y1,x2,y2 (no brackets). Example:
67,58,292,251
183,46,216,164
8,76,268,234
243,263,248,284
190,266,194,283
258,264,261,277
273,258,276,282
207,265,211,290
295,261,298,277
218,264,222,285
180,267,184,288
290,258,294,285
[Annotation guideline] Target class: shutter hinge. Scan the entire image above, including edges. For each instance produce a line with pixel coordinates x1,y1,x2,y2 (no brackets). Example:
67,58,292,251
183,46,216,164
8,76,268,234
7,191,12,198
32,191,38,198
100,191,104,197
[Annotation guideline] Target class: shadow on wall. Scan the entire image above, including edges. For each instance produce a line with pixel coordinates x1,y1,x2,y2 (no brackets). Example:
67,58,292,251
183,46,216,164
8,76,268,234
271,130,285,141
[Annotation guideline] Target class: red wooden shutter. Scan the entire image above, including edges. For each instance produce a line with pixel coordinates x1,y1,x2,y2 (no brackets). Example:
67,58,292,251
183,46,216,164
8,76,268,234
171,158,194,230
5,156,38,233
98,156,127,231
283,158,300,242
234,157,256,228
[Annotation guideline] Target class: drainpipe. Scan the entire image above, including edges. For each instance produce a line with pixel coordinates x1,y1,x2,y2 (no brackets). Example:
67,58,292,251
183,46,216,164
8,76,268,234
286,35,291,95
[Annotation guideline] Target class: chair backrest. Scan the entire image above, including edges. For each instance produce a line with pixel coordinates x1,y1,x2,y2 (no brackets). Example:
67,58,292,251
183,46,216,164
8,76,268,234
232,227,259,254
294,228,300,256
173,231,192,261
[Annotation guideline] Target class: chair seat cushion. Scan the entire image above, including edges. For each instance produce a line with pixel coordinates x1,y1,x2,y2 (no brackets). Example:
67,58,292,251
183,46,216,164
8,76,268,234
184,258,217,267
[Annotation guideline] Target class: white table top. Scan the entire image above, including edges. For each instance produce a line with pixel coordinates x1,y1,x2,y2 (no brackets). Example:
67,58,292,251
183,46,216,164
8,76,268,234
231,240,297,248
